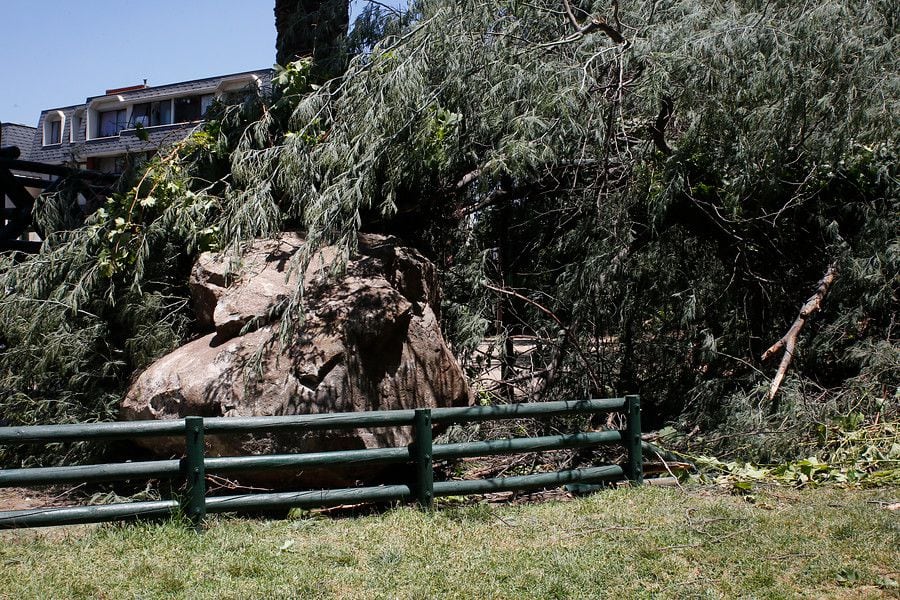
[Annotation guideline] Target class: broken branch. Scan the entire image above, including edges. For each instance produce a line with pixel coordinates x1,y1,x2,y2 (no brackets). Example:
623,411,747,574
761,264,837,402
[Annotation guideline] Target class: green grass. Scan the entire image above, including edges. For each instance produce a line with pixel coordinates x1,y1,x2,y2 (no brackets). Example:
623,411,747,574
1,486,897,599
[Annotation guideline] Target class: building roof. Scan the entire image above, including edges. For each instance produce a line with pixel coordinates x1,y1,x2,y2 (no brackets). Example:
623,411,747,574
0,123,37,160
24,68,273,168
85,69,273,105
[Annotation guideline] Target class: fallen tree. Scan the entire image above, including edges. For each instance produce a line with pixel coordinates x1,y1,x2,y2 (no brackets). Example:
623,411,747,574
0,0,896,465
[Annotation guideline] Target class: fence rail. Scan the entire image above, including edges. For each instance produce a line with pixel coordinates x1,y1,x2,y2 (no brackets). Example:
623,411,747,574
0,396,642,529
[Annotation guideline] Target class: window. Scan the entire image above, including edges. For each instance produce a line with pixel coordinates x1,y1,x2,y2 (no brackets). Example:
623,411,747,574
94,155,127,174
88,92,219,139
174,96,202,123
131,103,151,128
200,94,215,117
42,111,65,145
48,120,62,144
150,100,172,126
98,109,127,137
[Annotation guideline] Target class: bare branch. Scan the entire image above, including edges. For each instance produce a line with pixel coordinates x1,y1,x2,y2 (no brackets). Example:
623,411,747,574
483,281,603,393
762,264,838,402
553,0,628,47
455,168,482,189
561,0,581,29
362,0,404,18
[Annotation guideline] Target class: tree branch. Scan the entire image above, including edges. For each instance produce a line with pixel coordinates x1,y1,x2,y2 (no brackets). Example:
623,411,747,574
761,264,838,402
561,0,582,29
455,168,482,190
361,0,404,18
452,189,507,219
649,95,674,155
483,281,603,394
555,0,627,47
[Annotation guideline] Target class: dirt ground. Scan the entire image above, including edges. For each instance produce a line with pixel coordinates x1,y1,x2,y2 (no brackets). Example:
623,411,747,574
0,487,74,512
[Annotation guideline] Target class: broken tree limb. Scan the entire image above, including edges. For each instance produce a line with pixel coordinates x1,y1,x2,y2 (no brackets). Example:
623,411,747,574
761,264,838,402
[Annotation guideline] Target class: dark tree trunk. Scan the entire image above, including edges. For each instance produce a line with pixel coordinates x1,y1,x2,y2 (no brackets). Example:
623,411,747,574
274,0,350,80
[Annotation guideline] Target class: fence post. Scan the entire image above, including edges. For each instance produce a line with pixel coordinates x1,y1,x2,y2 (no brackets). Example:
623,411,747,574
183,416,206,529
412,408,434,510
624,395,643,485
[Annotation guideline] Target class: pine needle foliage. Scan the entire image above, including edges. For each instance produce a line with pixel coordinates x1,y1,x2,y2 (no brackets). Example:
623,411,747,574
0,0,896,463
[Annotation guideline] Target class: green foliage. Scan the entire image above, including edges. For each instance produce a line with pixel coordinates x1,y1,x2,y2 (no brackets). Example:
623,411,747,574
0,103,255,450
273,58,316,97
693,415,900,490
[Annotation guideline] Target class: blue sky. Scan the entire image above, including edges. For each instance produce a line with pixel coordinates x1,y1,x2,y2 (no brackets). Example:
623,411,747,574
0,0,393,127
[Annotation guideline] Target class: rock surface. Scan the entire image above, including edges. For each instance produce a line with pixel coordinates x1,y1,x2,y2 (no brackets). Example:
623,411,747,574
120,233,470,486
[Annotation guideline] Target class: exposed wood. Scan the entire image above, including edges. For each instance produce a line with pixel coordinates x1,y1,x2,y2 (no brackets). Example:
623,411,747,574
455,168,481,190
452,188,507,219
561,0,583,30
761,264,838,402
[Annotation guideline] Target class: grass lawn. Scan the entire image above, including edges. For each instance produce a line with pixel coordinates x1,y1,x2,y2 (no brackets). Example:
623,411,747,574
0,485,897,599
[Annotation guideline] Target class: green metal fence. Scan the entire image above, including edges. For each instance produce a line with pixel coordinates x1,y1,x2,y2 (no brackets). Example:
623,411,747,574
0,396,642,529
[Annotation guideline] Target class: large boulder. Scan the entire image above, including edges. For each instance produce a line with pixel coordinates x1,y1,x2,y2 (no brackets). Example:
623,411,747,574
120,233,470,486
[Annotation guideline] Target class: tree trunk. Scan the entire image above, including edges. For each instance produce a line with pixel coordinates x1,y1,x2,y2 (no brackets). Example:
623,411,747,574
274,0,350,80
